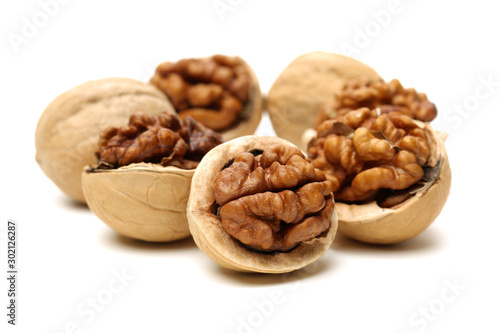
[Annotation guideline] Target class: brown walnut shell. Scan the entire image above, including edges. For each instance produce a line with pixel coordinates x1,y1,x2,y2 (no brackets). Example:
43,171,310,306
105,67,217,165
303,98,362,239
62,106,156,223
267,51,381,148
150,55,263,141
303,127,451,244
82,163,193,242
35,77,175,203
187,136,338,273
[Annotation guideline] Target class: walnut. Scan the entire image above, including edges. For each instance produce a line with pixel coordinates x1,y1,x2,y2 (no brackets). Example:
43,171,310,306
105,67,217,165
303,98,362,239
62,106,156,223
267,51,381,148
82,112,223,242
213,146,322,206
96,112,223,169
187,136,338,273
150,55,262,140
306,108,451,244
214,145,334,252
315,78,438,128
35,77,176,203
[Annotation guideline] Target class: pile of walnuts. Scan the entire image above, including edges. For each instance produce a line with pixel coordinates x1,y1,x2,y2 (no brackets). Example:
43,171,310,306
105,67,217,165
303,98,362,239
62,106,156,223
35,51,451,273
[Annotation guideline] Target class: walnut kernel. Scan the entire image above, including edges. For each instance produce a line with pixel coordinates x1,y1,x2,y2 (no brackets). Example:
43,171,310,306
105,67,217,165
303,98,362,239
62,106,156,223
315,78,438,128
151,55,262,140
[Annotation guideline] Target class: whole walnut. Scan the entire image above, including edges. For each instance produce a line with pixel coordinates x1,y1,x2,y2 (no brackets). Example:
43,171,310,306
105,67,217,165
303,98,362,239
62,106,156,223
267,51,381,148
35,77,175,203
187,136,338,273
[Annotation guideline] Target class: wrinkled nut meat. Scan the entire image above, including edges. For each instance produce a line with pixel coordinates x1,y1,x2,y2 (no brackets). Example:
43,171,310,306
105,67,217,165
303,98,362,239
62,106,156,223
150,55,262,140
307,108,451,244
82,112,223,242
187,136,338,273
267,51,381,148
96,112,223,169
315,78,438,129
310,108,434,203
35,77,176,203
214,145,334,253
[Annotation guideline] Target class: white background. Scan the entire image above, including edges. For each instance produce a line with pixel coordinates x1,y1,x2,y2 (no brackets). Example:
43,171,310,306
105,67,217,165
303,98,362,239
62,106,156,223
1,1,500,332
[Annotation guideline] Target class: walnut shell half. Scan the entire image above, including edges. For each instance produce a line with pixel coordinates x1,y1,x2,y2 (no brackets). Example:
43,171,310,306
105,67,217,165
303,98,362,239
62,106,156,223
82,164,193,242
35,77,175,203
187,136,338,273
267,51,381,148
